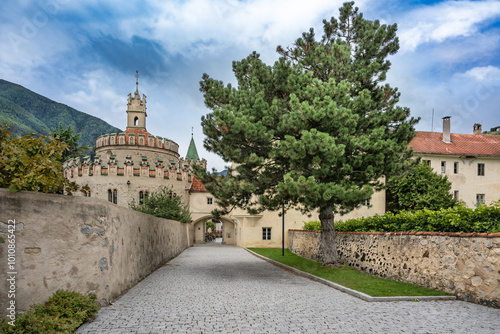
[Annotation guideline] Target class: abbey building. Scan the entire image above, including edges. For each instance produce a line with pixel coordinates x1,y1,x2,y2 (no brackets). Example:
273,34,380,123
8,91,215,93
63,82,206,208
62,78,386,247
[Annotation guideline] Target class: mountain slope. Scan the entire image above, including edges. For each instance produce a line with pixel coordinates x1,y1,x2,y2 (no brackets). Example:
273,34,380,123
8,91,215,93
0,79,122,149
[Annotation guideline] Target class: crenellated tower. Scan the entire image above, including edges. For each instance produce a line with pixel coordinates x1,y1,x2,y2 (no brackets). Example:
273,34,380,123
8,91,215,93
126,70,147,130
62,70,207,208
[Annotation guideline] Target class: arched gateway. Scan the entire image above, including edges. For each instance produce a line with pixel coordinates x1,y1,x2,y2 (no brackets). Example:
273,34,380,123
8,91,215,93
192,216,236,245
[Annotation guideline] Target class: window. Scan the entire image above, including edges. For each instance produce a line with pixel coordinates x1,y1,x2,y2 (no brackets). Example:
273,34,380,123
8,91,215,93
453,162,458,174
424,160,431,167
134,117,139,126
364,198,371,206
112,189,117,204
84,190,91,197
478,163,485,176
476,194,485,206
139,191,149,204
453,190,459,200
262,228,271,240
441,161,446,173
108,189,112,202
207,197,213,205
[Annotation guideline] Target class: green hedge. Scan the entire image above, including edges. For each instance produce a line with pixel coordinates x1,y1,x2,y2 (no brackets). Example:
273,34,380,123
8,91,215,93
302,221,321,231
335,201,500,233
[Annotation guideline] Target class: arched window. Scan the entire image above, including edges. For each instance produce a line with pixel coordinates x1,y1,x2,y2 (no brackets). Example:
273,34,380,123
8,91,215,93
139,191,149,204
139,191,144,204
108,189,112,202
113,189,118,204
134,117,139,126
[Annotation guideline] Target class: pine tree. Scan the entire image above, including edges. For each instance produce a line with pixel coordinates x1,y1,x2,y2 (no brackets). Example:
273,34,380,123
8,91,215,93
198,1,419,265
50,123,90,161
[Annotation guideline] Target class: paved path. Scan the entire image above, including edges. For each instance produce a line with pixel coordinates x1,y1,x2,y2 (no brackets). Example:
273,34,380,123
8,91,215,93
78,244,500,333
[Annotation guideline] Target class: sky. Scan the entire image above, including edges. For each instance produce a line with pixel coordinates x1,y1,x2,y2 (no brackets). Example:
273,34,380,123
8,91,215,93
1,0,500,171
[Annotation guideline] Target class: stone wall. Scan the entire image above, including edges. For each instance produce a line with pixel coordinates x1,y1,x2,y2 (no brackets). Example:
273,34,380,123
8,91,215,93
0,189,192,314
288,229,500,308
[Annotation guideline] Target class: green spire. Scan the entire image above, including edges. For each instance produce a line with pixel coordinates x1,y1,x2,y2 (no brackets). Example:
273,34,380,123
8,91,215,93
186,136,199,161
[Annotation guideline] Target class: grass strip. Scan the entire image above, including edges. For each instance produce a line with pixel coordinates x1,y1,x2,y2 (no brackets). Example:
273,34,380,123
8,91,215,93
249,248,451,297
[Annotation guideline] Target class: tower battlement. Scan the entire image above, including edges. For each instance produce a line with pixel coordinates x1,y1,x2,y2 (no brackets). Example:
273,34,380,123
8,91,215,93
95,132,180,153
62,155,206,182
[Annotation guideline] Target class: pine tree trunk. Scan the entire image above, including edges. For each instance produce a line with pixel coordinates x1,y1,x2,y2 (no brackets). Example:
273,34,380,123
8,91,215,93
319,206,339,266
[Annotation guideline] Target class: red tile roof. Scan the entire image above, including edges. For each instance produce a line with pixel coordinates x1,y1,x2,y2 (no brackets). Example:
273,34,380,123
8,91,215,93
410,132,500,157
191,177,207,192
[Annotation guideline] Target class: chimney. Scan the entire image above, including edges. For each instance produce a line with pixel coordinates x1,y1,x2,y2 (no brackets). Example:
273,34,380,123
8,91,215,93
442,116,451,143
473,123,482,135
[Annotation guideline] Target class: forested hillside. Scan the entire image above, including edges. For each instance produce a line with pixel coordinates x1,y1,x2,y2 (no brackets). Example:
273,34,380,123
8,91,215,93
0,79,122,150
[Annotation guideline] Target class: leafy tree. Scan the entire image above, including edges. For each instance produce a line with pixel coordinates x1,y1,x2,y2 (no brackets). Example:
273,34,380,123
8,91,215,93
0,124,82,194
206,221,216,231
386,161,457,212
129,186,191,223
49,123,90,161
198,2,418,265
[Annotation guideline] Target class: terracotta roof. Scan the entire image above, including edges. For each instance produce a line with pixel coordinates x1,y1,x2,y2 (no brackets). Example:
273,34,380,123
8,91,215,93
410,132,500,157
190,177,207,192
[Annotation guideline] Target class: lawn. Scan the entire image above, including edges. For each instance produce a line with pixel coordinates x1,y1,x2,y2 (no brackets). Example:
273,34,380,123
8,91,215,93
248,248,451,297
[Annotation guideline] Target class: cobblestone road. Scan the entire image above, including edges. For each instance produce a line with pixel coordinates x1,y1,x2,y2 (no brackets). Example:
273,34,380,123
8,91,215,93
77,244,500,333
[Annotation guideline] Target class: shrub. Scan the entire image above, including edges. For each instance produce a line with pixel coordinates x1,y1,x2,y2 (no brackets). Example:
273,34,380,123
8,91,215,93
129,186,191,223
302,221,321,231
335,201,500,233
0,290,98,333
0,124,83,194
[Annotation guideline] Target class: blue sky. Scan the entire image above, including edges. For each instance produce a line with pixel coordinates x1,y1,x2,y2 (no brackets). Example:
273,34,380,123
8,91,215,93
1,0,500,171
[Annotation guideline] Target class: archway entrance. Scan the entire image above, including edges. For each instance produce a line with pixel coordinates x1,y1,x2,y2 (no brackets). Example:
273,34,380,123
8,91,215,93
193,217,236,245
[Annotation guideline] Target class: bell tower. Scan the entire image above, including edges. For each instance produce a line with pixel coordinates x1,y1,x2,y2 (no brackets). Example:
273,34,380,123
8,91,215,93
126,70,147,130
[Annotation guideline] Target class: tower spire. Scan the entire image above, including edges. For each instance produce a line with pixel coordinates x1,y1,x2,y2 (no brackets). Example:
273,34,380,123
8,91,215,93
135,70,139,93
126,70,147,130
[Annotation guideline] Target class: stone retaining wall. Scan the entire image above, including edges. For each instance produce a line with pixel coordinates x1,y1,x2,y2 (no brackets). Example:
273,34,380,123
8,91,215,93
0,189,192,314
288,229,500,308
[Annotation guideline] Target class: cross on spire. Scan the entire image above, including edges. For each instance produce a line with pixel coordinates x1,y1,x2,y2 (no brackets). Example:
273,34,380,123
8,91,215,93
135,70,139,93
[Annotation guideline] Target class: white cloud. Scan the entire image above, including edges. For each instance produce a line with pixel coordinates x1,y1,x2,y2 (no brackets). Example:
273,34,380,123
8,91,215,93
60,70,125,129
398,1,500,52
459,65,500,82
140,0,352,57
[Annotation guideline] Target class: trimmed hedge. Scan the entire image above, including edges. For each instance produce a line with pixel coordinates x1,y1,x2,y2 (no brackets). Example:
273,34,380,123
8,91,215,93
335,201,500,233
302,221,321,231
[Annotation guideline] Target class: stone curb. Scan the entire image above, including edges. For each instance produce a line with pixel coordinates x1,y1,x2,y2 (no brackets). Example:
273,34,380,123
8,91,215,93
245,248,457,303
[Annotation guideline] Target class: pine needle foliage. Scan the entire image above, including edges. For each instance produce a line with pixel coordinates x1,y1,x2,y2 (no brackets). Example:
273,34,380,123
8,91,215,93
197,2,419,264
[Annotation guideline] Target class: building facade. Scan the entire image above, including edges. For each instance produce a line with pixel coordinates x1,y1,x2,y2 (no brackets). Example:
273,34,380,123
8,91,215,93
409,117,500,207
189,177,386,247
